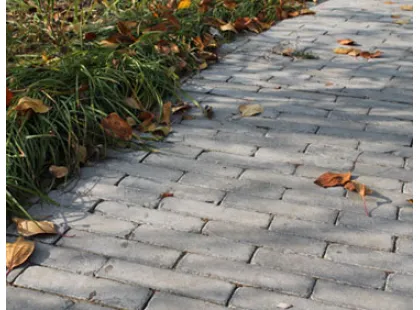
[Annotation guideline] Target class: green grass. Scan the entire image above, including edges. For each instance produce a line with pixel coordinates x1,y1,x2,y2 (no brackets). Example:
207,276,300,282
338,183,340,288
6,0,309,217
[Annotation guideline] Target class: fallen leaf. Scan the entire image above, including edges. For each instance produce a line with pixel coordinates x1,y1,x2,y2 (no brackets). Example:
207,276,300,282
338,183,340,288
160,192,174,198
348,48,362,56
407,199,413,204
360,50,382,59
126,116,136,127
204,105,214,119
299,9,316,15
325,82,334,87
172,102,191,114
6,237,35,275
178,0,191,9
337,39,355,45
220,23,238,33
277,302,293,309
239,103,263,117
314,172,352,188
198,62,208,70
344,181,373,216
333,47,354,54
161,102,172,125
125,97,144,110
84,32,97,41
13,97,51,113
394,19,410,25
6,88,13,107
49,165,69,178
384,1,395,4
101,112,133,141
281,48,295,57
391,14,401,18
400,5,413,11
12,217,57,236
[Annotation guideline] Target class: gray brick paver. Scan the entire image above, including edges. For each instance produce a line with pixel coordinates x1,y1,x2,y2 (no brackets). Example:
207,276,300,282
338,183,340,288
11,0,412,308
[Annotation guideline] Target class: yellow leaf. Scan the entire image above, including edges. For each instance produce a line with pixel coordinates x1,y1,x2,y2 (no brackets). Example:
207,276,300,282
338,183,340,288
12,217,57,237
333,47,353,54
239,103,263,117
49,165,69,178
198,62,208,70
6,237,35,274
220,23,238,33
400,5,413,11
14,97,51,114
178,0,191,9
348,48,362,56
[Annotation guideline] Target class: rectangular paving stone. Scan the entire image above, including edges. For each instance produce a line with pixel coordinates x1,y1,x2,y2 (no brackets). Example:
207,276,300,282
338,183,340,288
143,153,242,178
7,286,72,310
30,242,107,276
171,124,218,137
357,152,405,168
97,159,184,181
198,151,295,174
146,292,227,310
149,142,204,159
253,247,386,289
358,142,412,157
399,207,413,222
160,197,270,228
168,135,257,156
255,147,354,170
131,224,254,262
325,244,412,274
276,113,365,131
58,229,180,268
87,183,160,206
68,302,114,310
270,216,393,251
178,253,314,297
15,266,151,309
96,200,203,232
180,172,285,200
313,280,412,310
119,176,226,204
97,258,234,305
232,117,318,133
396,237,413,256
353,163,412,182
387,274,413,296
266,130,359,148
282,189,398,219
224,193,338,223
337,211,412,236
105,149,149,164
318,126,412,146
230,287,347,310
203,221,326,256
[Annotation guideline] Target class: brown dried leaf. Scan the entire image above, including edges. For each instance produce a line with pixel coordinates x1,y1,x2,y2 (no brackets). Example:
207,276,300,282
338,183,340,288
360,50,382,59
126,117,136,127
314,172,352,188
101,112,133,141
239,103,263,117
348,48,362,56
407,199,413,204
49,165,69,178
172,102,191,114
204,105,214,119
6,88,13,107
391,14,401,18
223,0,237,10
344,181,373,216
333,47,353,54
394,19,410,25
337,39,355,45
84,32,97,41
384,1,395,4
6,237,35,274
14,97,51,114
76,145,87,164
160,192,174,199
282,48,295,57
12,217,57,236
125,97,144,110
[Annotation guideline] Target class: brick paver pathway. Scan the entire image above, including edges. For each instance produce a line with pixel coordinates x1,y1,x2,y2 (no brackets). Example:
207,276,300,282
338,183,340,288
7,0,413,309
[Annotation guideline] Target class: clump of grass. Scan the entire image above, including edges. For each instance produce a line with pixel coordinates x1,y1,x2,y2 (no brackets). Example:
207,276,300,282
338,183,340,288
6,0,309,216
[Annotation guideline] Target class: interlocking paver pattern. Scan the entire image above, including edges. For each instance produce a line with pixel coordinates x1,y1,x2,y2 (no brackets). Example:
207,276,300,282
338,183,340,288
7,0,412,309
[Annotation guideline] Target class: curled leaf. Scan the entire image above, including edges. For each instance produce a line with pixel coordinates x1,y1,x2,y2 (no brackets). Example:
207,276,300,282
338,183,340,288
314,172,352,188
360,50,382,59
220,23,238,33
348,49,362,56
333,47,354,54
49,165,69,178
101,112,133,141
239,103,263,117
161,102,172,125
337,39,355,45
407,199,413,204
344,181,373,216
12,217,57,236
6,237,35,275
13,97,51,113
